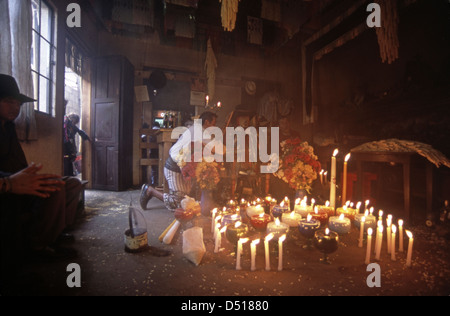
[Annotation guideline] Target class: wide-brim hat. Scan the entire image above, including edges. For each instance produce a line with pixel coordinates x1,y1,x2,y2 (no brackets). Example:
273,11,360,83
0,74,36,103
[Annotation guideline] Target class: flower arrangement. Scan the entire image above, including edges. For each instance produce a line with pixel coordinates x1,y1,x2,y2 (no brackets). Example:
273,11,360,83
181,157,221,191
195,160,221,190
274,138,322,193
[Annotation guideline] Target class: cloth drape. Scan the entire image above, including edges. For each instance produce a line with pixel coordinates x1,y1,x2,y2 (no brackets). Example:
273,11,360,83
0,0,37,141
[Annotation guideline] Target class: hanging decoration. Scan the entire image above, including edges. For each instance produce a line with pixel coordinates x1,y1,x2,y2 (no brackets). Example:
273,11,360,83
220,0,240,32
205,38,218,101
375,0,399,64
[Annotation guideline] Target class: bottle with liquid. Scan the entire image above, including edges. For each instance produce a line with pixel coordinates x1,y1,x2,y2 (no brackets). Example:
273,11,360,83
124,203,149,253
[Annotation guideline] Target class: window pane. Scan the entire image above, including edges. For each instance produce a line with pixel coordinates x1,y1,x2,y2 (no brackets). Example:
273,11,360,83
40,1,52,42
39,39,51,78
31,31,39,72
39,77,50,113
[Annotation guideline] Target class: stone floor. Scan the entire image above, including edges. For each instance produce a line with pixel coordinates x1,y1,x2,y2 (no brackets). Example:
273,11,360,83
7,189,450,297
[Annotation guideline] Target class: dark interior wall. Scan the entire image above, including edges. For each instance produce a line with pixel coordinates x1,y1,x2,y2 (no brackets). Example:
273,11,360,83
313,0,450,157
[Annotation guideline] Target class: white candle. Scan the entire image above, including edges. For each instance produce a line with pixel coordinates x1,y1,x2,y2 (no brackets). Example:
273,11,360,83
356,201,362,214
406,231,414,268
386,215,392,254
378,210,383,222
251,239,260,271
358,216,366,248
246,204,265,218
214,226,227,253
320,170,324,185
282,211,302,228
330,149,339,209
236,238,249,271
278,234,287,271
398,219,404,252
213,215,222,240
375,225,383,261
211,208,218,232
365,228,373,265
265,233,274,271
342,153,351,205
391,224,397,261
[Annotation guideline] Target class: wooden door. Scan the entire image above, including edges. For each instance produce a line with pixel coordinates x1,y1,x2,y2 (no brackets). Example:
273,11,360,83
91,56,133,191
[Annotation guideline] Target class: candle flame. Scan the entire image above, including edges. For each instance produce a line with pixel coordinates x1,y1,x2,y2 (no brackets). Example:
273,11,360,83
307,214,313,222
398,219,404,227
345,153,351,162
379,210,383,217
212,208,218,214
295,198,301,205
370,207,374,215
325,228,330,235
259,213,265,218
387,216,392,226
275,218,281,226
339,214,345,220
235,221,242,228
406,230,413,239
252,239,260,246
392,224,397,234
326,201,330,207
365,200,370,206
379,226,384,233
333,149,339,157
265,233,275,242
368,228,373,236
290,211,296,218
311,198,315,206
356,201,362,209
314,206,319,214
220,226,227,233
320,170,324,175
239,238,250,244
280,201,285,207
279,234,287,243
364,210,369,216
362,216,366,223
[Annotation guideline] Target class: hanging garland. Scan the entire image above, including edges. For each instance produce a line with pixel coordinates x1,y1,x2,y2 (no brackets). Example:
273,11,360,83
375,0,400,64
220,0,240,32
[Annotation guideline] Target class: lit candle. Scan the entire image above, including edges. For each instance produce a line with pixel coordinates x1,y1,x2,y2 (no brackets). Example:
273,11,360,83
251,239,260,271
211,208,218,232
406,230,414,268
266,218,289,240
213,215,222,240
386,215,392,254
324,171,328,185
278,234,287,271
236,238,249,271
398,219,404,252
342,153,351,205
272,201,289,219
265,233,274,271
330,149,339,209
214,225,227,253
284,196,291,211
375,225,384,261
358,216,365,248
282,211,302,228
311,206,328,226
221,214,241,227
250,213,272,232
293,197,312,218
246,204,265,218
336,204,357,221
391,224,397,261
320,170,324,185
365,228,373,265
328,214,351,235
378,210,383,222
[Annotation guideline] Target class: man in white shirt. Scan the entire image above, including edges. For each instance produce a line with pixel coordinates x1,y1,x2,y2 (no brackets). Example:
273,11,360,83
140,111,219,211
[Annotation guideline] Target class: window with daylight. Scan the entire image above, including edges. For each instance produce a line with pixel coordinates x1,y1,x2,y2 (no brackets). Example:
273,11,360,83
31,0,57,115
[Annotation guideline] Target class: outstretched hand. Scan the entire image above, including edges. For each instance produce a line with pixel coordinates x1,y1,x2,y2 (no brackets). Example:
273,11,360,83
8,163,65,198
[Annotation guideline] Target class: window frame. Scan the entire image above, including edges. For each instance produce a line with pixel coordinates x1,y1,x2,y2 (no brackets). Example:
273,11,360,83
31,0,57,116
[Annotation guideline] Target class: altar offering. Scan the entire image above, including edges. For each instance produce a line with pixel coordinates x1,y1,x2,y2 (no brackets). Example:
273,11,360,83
282,211,302,228
226,221,249,245
294,197,313,217
328,214,351,235
250,213,272,232
314,228,339,264
272,201,289,219
246,204,265,218
266,218,289,240
221,214,242,227
336,205,357,221
311,206,328,226
354,211,377,231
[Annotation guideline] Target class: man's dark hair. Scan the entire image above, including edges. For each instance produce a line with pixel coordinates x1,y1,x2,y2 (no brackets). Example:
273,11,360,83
199,111,218,125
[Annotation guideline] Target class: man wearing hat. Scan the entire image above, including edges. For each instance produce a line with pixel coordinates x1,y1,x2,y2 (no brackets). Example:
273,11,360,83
0,74,81,291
